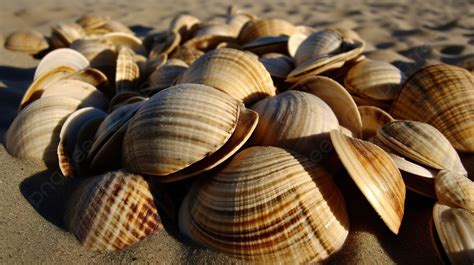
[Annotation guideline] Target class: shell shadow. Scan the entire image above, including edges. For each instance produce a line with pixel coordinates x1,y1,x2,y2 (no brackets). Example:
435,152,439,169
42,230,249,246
19,169,75,230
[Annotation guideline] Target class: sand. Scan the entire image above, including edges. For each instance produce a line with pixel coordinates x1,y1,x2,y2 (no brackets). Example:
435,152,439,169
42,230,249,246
0,0,472,263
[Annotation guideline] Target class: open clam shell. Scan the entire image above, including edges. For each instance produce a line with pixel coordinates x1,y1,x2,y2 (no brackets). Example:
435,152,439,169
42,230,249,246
179,146,349,263
5,30,49,54
432,203,474,264
344,59,406,101
293,29,343,66
435,170,474,212
376,120,467,175
390,64,474,153
64,170,162,251
358,106,395,140
122,83,258,182
58,107,107,177
177,48,276,104
34,48,89,81
290,76,362,137
250,90,339,157
5,96,82,165
238,18,297,43
330,130,405,234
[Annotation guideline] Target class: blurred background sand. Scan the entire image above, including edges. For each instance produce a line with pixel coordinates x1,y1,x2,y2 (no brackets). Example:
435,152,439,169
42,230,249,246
0,0,472,263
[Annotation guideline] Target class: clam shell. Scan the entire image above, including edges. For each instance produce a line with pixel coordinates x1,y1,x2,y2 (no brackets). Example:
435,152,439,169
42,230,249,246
88,102,143,171
51,22,86,48
34,48,89,80
122,84,258,182
5,30,49,54
183,35,236,51
344,59,406,100
168,14,200,40
293,29,343,66
70,38,117,68
330,130,405,234
149,31,181,59
195,23,238,38
287,32,308,58
66,68,111,95
238,18,297,43
178,48,276,104
376,120,467,175
70,117,104,177
115,46,140,93
100,20,134,35
290,76,362,137
5,96,82,165
358,106,395,140
64,170,162,251
435,170,474,212
390,64,474,153
432,203,474,264
179,146,349,263
58,107,107,177
76,15,110,33
108,91,147,112
250,90,339,157
241,36,288,55
146,60,188,95
259,53,294,79
41,79,109,110
20,66,77,110
170,45,204,65
103,32,147,56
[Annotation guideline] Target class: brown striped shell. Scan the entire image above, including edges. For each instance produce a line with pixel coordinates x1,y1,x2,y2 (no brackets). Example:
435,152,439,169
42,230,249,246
330,130,405,234
250,90,339,157
115,46,140,93
258,53,294,79
390,64,474,153
146,59,188,95
344,59,406,101
358,106,395,140
64,170,162,251
376,120,467,175
179,146,349,264
103,32,147,56
293,29,343,66
290,76,362,137
435,170,474,212
122,83,258,182
4,30,49,54
238,18,298,43
432,203,474,264
5,96,82,166
177,48,276,104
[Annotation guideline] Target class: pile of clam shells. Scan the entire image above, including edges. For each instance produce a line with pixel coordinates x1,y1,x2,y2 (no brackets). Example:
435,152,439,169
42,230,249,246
4,7,474,264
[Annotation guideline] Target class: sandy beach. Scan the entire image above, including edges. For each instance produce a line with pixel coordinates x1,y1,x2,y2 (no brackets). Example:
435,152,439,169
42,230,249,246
0,0,473,263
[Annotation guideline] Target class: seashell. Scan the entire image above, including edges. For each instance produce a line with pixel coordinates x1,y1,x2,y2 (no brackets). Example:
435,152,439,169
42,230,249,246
103,32,147,56
58,107,106,177
115,46,140,93
287,32,308,58
225,14,251,35
435,170,474,212
431,203,474,264
344,59,406,100
34,48,89,81
70,38,117,63
290,76,362,137
146,60,188,95
259,53,294,79
66,68,111,95
177,48,276,104
5,96,82,165
51,22,86,48
122,84,258,182
250,90,339,157
238,18,297,43
64,170,162,251
168,14,200,40
358,106,395,140
391,64,474,153
194,23,238,38
149,31,181,59
179,146,349,263
332,27,363,43
20,66,77,110
293,29,343,66
169,45,204,65
76,14,110,33
108,92,147,112
376,120,467,175
330,130,405,234
71,115,104,177
88,102,143,171
144,53,167,76
100,20,134,35
41,79,109,110
241,36,288,55
183,34,236,52
287,33,365,83
4,30,49,54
